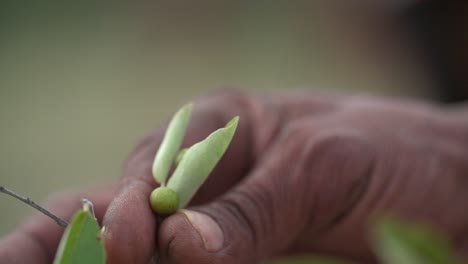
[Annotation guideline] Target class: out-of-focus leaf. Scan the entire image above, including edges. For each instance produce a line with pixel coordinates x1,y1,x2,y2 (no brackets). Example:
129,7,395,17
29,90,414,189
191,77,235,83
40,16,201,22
266,255,353,264
53,205,105,264
167,116,238,208
152,103,192,185
372,216,461,264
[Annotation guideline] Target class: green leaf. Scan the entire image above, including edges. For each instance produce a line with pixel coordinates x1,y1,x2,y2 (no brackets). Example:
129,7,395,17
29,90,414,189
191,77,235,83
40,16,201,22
266,255,353,264
54,205,105,264
174,148,188,168
167,116,239,208
372,215,461,264
152,103,192,185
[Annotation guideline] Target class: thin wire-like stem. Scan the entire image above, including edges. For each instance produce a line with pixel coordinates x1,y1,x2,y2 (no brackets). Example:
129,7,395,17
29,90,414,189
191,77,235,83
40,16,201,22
0,185,68,228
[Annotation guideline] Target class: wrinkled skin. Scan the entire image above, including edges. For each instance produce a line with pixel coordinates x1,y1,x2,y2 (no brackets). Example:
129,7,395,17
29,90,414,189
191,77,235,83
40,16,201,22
0,91,467,264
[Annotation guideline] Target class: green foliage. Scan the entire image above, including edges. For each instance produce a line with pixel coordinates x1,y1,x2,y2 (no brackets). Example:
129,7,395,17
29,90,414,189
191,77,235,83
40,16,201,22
152,103,192,185
149,101,239,211
267,256,352,264
53,203,105,264
372,216,461,264
166,116,239,208
268,216,463,264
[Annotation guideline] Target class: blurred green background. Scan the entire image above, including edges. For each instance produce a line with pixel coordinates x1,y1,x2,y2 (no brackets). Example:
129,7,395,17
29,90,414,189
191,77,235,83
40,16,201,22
0,1,435,262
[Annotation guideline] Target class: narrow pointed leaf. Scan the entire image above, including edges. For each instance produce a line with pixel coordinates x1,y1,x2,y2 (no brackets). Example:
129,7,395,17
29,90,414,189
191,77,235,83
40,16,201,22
53,207,105,264
152,103,192,184
167,116,239,208
372,216,461,264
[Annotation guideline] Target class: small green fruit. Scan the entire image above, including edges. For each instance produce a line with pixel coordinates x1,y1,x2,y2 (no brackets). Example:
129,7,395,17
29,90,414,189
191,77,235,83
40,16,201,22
150,187,179,215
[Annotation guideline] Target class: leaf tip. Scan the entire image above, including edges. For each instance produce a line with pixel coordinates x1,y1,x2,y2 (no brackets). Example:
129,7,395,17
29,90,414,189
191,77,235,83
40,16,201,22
225,116,239,128
175,102,193,121
152,102,194,185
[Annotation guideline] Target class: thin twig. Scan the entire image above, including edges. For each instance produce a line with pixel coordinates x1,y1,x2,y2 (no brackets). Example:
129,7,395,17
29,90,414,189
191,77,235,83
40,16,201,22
0,185,68,228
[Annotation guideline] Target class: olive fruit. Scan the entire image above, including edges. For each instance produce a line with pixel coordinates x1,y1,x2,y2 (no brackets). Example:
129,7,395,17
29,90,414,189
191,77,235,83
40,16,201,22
149,187,179,215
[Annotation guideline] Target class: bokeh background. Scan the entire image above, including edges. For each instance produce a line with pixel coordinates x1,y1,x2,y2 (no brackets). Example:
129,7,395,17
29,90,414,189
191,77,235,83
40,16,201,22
1,1,467,263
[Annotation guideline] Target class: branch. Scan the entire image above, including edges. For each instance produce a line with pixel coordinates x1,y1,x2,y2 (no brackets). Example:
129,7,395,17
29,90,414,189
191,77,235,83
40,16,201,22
0,185,68,228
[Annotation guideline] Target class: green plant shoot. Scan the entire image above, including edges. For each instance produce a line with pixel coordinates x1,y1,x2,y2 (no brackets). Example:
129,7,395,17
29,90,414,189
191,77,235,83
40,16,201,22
174,148,188,168
152,103,192,185
54,200,106,264
167,116,238,208
149,102,239,215
372,215,461,264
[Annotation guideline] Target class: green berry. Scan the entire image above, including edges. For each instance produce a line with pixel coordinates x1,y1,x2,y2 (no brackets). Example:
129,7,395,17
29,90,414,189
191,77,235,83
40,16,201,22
149,187,179,215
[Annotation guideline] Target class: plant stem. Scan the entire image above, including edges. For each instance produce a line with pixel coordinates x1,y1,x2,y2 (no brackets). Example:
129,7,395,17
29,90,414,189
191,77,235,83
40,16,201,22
0,185,68,227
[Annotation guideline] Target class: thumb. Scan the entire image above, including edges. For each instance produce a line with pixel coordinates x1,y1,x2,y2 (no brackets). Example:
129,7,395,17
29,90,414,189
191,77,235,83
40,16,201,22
157,149,304,263
157,126,376,264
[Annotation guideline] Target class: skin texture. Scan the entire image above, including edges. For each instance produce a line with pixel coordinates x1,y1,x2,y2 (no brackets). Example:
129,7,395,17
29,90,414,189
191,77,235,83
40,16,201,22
0,91,467,264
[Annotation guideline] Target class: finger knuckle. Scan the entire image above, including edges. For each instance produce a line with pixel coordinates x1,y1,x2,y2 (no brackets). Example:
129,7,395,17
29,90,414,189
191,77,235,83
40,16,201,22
215,183,275,257
298,130,376,231
303,130,373,167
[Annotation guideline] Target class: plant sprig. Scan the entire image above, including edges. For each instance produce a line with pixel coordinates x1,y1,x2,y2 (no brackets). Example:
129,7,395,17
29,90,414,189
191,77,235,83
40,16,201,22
149,102,239,214
152,103,193,186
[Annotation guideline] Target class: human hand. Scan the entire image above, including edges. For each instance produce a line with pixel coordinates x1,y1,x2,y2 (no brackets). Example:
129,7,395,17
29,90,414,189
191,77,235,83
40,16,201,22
1,91,467,264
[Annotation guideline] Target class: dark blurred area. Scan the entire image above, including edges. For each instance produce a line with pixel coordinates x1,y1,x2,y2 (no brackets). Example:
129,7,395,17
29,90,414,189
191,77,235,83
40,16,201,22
403,0,468,102
0,0,466,248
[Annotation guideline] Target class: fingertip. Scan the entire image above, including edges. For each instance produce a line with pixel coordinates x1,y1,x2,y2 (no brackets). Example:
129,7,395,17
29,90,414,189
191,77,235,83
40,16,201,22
181,210,224,252
102,181,156,264
158,210,225,263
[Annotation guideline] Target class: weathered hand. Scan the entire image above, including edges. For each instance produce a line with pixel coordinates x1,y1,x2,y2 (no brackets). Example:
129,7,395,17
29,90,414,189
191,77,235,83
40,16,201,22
103,92,468,263
1,91,467,264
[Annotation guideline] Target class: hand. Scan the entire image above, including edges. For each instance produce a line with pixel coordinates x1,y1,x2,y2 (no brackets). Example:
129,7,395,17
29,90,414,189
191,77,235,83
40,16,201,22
1,91,467,264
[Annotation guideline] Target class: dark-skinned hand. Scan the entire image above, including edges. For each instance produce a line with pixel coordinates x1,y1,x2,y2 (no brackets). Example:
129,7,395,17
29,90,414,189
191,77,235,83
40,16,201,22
1,91,467,264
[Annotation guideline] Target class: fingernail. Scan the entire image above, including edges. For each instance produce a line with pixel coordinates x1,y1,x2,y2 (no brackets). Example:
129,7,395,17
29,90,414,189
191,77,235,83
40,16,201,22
181,210,224,252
